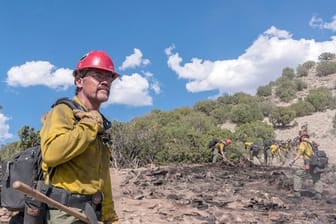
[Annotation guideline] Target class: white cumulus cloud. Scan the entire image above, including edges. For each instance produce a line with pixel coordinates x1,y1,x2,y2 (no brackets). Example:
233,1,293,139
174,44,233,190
119,48,150,70
107,73,153,106
165,26,336,95
151,80,161,94
6,61,73,90
309,15,336,32
6,56,159,107
0,113,13,144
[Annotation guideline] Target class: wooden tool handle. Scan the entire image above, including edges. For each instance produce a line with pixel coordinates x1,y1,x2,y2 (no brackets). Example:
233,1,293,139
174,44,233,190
13,181,102,224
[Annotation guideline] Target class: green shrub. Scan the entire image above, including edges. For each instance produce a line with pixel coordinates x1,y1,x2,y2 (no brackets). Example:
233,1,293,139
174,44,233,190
289,100,315,117
193,100,217,116
234,121,275,143
305,87,333,111
316,61,336,76
257,85,272,97
296,64,308,77
230,104,264,124
318,52,336,61
258,101,276,117
294,79,307,91
269,106,296,127
275,79,296,102
282,67,295,79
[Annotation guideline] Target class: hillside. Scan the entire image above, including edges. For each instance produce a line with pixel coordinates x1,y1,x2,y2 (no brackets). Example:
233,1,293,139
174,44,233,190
2,63,336,224
110,104,336,223
108,67,336,224
274,109,336,163
223,66,336,164
271,66,336,164
110,109,336,224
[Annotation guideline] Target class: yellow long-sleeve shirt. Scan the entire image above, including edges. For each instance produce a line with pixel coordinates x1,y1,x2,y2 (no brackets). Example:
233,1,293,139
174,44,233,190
244,141,253,150
214,142,226,154
40,96,118,222
270,144,279,154
296,139,313,162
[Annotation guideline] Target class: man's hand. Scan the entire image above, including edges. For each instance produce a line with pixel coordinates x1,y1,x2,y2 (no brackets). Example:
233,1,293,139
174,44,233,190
222,153,235,166
73,109,104,133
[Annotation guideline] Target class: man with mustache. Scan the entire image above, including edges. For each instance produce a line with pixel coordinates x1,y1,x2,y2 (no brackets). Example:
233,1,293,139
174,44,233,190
40,50,119,224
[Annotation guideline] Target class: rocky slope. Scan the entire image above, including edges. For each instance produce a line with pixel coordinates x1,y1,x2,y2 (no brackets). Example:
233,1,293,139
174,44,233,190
111,163,336,224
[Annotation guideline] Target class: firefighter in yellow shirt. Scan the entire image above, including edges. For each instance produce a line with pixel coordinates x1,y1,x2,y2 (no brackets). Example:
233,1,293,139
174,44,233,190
269,142,287,165
245,142,262,164
40,50,120,223
289,132,322,199
212,139,232,163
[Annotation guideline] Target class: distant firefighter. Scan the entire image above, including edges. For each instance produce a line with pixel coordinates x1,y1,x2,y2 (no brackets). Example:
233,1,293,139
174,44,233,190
245,142,263,164
212,139,232,164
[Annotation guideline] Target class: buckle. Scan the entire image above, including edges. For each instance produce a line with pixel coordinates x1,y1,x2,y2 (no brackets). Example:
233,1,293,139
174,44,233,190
92,192,103,205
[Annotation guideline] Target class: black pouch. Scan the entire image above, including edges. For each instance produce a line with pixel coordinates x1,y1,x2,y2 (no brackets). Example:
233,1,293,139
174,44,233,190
23,196,47,224
1,146,40,211
8,212,24,224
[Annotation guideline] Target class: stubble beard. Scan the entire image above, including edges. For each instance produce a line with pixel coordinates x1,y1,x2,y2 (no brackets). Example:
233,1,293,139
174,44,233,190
97,89,110,102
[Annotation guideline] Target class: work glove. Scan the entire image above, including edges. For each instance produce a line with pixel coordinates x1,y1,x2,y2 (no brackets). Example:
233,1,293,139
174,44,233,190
73,109,104,133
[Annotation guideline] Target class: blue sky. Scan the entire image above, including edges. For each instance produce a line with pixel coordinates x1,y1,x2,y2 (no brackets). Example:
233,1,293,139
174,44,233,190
1,0,336,144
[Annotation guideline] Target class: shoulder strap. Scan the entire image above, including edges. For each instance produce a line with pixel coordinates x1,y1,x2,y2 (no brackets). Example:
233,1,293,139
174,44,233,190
305,141,314,152
52,97,86,111
52,97,111,130
303,141,315,160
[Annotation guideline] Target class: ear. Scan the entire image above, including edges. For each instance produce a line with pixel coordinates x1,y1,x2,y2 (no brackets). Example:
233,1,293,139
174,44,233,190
74,76,84,88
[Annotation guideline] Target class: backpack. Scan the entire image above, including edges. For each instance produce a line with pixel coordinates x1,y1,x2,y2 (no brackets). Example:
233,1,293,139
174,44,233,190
208,138,219,149
309,150,328,169
311,141,319,152
250,143,260,152
1,146,42,210
263,139,275,151
1,97,84,211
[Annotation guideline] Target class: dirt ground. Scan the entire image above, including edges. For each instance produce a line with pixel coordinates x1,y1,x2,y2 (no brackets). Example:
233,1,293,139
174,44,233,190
111,162,336,224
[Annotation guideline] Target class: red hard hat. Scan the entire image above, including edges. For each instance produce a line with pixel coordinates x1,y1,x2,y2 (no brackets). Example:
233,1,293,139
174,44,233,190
74,50,119,81
300,131,309,138
225,139,232,145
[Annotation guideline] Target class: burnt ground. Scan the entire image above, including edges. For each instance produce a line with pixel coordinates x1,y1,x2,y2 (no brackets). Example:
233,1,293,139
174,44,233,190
0,161,336,223
112,161,336,224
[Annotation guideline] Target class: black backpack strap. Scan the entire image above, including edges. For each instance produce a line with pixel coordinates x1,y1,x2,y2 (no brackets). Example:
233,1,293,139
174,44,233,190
52,97,86,111
52,97,111,130
101,114,112,130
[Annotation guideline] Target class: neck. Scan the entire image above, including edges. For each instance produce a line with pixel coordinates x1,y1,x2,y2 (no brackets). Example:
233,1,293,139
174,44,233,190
76,93,100,111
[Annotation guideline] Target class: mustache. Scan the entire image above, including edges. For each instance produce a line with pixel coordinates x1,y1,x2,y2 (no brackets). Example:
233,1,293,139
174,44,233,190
98,83,110,93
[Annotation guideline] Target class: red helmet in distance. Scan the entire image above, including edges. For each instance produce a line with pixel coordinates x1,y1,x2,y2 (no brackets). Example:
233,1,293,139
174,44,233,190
300,131,309,138
225,139,232,145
